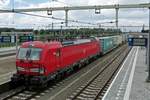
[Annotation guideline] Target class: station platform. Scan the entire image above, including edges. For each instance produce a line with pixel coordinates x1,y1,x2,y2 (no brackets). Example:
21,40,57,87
0,47,16,52
0,47,16,85
103,47,150,100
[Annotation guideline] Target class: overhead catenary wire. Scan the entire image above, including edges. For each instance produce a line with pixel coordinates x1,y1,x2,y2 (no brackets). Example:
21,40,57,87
0,10,98,25
10,11,105,25
0,0,117,28
0,1,114,26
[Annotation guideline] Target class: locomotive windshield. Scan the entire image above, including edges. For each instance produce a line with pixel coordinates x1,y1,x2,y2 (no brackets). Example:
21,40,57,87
18,48,42,60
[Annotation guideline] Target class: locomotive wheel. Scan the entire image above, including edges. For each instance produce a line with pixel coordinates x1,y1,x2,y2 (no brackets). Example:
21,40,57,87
55,73,63,81
85,60,89,65
78,63,82,68
73,65,79,71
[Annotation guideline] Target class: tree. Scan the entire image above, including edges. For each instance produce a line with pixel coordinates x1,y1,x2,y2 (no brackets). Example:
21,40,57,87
39,29,45,35
33,30,38,35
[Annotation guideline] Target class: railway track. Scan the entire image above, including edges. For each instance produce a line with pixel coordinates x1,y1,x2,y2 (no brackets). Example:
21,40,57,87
1,81,66,100
67,45,130,100
0,50,16,58
0,44,130,100
3,88,40,100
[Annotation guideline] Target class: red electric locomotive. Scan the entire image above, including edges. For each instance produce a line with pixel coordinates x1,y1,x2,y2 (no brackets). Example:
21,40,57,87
11,38,101,87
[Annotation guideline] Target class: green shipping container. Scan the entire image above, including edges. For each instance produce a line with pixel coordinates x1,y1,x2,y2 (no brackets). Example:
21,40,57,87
99,36,114,54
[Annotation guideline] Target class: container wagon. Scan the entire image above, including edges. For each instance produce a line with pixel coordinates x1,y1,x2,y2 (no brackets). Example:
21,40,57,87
98,36,114,54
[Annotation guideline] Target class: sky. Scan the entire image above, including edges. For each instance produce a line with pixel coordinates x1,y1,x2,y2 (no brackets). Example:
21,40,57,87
0,0,149,31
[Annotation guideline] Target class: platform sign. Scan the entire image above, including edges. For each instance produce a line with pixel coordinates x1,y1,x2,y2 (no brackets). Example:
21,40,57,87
19,36,34,42
11,36,16,43
128,37,147,47
2,36,11,43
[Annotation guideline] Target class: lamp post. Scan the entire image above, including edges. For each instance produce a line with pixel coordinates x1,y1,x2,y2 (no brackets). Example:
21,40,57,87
147,7,150,82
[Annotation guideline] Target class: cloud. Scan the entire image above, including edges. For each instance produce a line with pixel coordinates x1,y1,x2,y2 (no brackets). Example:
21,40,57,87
0,0,10,8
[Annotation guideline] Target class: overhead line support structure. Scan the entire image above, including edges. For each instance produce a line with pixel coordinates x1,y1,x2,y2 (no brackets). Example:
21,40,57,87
0,3,149,27
115,7,119,29
147,7,150,82
9,3,150,12
65,10,68,27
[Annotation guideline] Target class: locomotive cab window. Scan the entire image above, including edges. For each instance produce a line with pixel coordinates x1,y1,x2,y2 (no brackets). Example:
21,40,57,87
18,48,42,60
29,48,42,60
17,48,28,60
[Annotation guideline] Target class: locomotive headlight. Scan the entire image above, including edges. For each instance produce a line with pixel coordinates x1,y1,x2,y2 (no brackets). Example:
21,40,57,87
30,68,39,73
39,67,45,74
30,67,45,74
17,66,25,71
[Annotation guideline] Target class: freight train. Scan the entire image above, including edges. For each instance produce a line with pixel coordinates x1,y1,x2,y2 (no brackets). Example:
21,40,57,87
11,35,126,87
